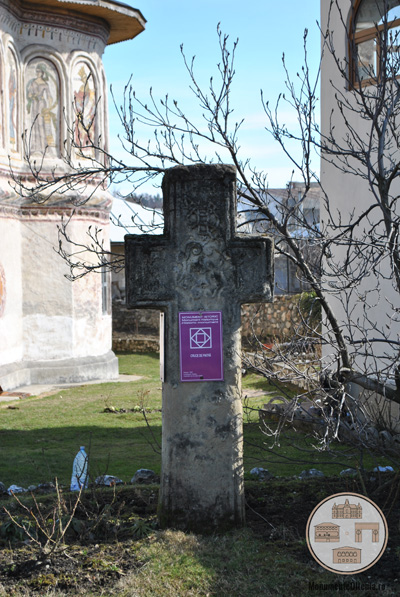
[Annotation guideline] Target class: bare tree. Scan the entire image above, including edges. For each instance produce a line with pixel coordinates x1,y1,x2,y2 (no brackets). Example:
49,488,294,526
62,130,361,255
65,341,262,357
248,0,400,458
11,8,400,461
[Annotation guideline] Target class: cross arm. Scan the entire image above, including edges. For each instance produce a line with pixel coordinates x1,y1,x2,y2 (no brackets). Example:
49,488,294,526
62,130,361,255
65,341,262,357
125,235,174,308
230,235,274,304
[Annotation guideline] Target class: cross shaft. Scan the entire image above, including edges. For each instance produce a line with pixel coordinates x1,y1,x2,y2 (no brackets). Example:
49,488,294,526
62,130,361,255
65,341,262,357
125,164,273,531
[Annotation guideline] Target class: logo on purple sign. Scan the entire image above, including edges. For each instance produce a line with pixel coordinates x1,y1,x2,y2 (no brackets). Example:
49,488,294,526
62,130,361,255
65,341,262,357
190,328,212,349
179,311,223,382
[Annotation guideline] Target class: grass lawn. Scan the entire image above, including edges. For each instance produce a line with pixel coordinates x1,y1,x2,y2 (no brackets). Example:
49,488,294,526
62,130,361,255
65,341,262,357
0,352,391,488
0,353,398,596
0,353,162,488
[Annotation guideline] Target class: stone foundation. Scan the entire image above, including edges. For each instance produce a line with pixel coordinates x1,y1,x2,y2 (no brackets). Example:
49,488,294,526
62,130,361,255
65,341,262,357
0,352,118,391
112,304,160,336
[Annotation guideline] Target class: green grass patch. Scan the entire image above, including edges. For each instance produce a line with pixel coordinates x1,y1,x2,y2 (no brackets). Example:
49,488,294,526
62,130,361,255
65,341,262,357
115,528,365,597
241,371,391,477
0,352,391,488
0,353,162,487
242,370,298,398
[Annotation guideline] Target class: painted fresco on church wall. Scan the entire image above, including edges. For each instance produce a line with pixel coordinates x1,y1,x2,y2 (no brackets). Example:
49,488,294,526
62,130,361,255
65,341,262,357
8,50,18,152
72,62,96,157
25,59,59,156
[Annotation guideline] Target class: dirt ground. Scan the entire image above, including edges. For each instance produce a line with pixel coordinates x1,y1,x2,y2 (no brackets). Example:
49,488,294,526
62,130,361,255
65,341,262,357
0,476,399,594
246,475,400,588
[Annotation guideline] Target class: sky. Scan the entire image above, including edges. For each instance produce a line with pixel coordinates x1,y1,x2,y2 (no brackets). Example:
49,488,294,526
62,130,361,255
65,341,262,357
103,0,321,238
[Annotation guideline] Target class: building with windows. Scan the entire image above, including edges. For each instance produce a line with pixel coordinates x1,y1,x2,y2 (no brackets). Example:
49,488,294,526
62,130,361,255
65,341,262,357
0,0,145,390
238,181,321,295
320,0,400,392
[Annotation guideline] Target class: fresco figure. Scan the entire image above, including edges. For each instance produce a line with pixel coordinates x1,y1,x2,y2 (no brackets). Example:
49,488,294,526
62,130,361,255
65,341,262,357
26,61,58,154
73,64,96,156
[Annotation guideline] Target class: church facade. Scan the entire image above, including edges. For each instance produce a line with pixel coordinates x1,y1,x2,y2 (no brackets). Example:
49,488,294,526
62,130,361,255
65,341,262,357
0,0,145,390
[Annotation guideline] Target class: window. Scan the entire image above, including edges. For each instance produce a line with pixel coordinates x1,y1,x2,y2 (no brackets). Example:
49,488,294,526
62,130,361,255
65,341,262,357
352,0,400,83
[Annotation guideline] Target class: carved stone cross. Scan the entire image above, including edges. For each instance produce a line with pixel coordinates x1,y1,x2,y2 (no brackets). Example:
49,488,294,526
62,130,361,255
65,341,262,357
125,164,273,532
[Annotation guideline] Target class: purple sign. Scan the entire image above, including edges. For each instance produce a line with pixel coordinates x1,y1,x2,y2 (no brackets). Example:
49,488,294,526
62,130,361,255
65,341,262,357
179,311,224,382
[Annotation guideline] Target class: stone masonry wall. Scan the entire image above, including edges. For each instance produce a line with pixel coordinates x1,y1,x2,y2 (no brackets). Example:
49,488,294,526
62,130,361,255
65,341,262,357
112,304,160,336
112,294,304,352
241,294,304,347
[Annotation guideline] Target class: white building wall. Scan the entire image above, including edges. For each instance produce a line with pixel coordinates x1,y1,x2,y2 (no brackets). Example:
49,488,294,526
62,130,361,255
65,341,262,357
0,0,135,389
21,216,73,361
0,213,23,368
320,0,400,380
70,216,112,359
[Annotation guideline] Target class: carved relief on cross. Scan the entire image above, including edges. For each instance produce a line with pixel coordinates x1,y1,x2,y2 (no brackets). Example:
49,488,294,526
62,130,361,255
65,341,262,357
126,164,273,314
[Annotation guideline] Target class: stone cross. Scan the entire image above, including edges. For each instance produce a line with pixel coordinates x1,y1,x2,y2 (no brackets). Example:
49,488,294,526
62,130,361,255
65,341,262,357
125,164,273,532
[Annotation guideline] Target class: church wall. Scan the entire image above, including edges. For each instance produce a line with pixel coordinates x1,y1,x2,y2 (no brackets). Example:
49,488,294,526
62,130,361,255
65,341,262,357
0,0,127,389
21,214,73,361
0,212,23,369
70,215,112,359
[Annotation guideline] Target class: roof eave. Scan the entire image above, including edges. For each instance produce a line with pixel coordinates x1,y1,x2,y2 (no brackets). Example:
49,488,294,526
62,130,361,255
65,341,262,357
23,0,146,44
